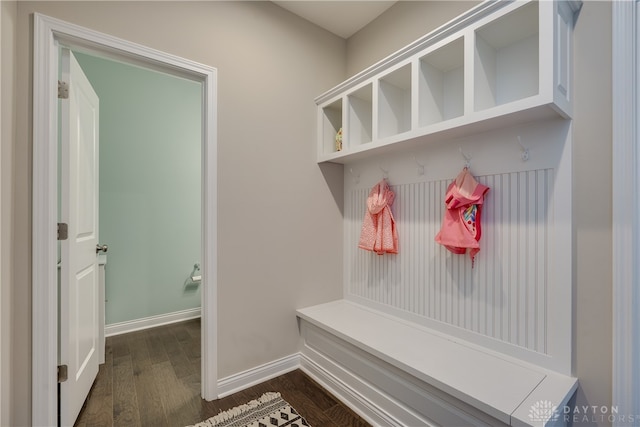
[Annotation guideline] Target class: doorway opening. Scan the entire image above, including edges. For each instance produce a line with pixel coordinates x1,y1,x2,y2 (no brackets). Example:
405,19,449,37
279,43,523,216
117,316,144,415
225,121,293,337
59,47,204,424
70,50,203,338
32,13,218,426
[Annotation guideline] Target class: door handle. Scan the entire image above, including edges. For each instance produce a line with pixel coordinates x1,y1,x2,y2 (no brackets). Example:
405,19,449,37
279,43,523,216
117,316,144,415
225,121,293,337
96,244,108,254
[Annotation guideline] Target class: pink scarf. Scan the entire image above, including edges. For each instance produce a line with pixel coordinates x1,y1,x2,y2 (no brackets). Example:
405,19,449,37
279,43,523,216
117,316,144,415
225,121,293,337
435,168,489,265
359,180,398,255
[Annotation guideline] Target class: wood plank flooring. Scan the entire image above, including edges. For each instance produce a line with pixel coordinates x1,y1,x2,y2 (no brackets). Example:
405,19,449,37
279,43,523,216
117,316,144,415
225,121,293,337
74,319,370,427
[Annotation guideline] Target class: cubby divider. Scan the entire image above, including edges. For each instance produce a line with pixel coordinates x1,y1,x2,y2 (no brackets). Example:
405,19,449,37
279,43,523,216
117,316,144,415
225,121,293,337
347,84,373,146
321,99,342,155
378,64,412,139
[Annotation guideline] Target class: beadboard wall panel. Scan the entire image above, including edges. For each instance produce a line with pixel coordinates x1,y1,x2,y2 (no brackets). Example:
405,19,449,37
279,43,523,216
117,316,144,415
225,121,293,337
342,119,572,370
346,170,552,354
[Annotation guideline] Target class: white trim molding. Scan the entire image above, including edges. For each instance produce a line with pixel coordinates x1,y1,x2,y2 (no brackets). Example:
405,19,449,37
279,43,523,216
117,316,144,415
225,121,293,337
214,351,450,427
32,13,218,426
612,0,640,421
299,352,409,427
0,5,3,425
217,354,300,398
104,308,201,337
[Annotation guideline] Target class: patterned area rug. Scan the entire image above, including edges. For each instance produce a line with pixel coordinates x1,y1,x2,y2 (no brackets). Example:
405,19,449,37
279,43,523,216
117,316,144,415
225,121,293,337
187,392,310,427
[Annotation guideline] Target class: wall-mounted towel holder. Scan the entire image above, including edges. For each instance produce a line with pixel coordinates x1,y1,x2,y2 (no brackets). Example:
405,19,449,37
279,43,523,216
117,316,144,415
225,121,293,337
190,263,201,283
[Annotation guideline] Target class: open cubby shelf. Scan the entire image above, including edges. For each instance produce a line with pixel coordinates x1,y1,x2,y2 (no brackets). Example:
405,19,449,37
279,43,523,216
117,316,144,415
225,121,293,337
378,64,412,139
474,1,540,111
316,0,579,163
419,37,464,127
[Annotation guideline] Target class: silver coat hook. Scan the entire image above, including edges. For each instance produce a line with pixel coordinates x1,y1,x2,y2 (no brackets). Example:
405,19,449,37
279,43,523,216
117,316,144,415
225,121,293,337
379,164,389,179
349,168,360,184
413,154,425,176
517,136,530,161
459,147,472,169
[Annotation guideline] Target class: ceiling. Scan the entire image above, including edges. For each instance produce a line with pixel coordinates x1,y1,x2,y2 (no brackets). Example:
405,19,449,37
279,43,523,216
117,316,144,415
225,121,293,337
272,1,397,39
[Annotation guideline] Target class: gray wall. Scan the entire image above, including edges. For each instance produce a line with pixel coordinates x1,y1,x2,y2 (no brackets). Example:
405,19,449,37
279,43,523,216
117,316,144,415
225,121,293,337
8,2,346,424
74,52,202,325
346,1,481,77
1,1,615,425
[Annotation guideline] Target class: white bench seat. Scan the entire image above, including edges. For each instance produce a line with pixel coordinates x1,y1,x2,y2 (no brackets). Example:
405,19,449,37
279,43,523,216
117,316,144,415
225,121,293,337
297,299,577,426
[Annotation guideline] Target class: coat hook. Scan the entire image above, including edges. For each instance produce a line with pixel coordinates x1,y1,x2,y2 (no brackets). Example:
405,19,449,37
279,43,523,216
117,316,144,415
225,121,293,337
413,154,425,176
379,164,389,179
517,136,530,161
349,168,360,184
459,147,472,169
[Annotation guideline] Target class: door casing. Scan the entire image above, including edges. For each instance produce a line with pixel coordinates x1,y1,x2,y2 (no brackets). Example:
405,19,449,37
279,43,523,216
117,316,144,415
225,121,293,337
32,13,218,426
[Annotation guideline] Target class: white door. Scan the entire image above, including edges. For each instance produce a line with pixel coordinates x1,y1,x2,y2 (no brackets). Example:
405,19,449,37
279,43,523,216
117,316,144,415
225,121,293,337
59,48,101,426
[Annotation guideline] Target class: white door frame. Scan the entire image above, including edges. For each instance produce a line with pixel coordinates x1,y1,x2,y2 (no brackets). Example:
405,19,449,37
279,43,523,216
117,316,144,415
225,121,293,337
0,4,3,425
32,13,218,426
612,0,640,421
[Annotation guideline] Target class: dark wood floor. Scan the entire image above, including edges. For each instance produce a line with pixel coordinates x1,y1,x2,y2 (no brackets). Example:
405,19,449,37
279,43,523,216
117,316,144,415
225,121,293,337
74,319,370,427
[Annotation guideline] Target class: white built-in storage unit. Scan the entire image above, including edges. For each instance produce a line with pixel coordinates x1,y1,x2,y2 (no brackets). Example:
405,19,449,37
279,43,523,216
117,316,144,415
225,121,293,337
316,0,576,164
300,1,582,426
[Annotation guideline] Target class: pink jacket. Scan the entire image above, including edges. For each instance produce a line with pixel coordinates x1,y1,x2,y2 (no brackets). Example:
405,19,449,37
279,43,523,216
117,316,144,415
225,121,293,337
435,168,489,264
359,179,398,255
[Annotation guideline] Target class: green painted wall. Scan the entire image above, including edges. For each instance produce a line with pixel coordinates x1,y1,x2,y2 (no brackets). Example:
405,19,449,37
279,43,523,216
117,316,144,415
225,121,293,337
74,52,202,325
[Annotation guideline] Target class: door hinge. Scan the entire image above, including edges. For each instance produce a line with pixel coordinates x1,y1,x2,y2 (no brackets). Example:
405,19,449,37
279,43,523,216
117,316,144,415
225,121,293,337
58,365,68,383
58,223,68,241
58,80,69,99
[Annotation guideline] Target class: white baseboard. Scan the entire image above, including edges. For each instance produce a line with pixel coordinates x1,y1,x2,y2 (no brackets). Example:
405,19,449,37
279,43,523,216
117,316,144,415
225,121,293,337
217,353,300,398
215,352,395,426
105,307,201,337
214,350,475,427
